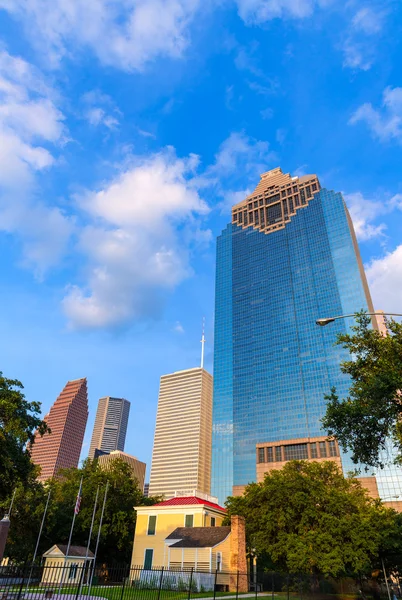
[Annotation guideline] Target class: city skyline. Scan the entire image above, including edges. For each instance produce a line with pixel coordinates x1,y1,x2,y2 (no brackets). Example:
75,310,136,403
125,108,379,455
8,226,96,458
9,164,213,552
1,0,401,472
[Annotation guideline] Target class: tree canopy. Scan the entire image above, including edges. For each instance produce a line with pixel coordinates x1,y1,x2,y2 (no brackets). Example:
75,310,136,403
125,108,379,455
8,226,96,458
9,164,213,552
225,461,397,577
0,371,48,501
1,457,157,565
322,313,402,468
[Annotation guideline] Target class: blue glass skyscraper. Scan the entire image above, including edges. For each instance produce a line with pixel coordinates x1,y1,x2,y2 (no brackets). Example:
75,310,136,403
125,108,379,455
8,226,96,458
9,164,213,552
211,167,378,505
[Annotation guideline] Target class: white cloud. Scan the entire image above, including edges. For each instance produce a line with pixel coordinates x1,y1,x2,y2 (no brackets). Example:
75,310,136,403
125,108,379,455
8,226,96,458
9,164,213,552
173,321,185,333
366,246,402,314
344,192,388,242
63,148,210,329
342,7,385,71
82,90,121,129
234,0,330,24
350,87,402,143
0,50,73,274
0,0,200,71
352,7,383,35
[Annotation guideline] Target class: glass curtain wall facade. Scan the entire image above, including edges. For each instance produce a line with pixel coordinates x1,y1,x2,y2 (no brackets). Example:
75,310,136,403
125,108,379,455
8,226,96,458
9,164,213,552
212,168,376,505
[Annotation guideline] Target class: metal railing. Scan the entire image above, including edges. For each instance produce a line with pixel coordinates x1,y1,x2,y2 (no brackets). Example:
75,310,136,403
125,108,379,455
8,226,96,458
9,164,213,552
0,564,397,600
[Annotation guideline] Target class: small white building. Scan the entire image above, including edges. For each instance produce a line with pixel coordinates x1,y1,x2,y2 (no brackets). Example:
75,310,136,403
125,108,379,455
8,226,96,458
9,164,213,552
42,545,94,585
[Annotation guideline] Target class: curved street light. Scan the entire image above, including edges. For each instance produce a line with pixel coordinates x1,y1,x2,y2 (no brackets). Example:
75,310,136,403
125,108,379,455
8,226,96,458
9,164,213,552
316,312,402,326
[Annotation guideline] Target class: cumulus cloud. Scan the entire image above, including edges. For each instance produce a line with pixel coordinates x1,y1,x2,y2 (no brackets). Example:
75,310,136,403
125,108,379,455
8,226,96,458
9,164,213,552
0,0,200,71
344,192,388,242
63,148,210,329
0,50,73,274
366,246,402,314
342,7,385,71
350,87,402,143
234,0,330,24
82,90,121,129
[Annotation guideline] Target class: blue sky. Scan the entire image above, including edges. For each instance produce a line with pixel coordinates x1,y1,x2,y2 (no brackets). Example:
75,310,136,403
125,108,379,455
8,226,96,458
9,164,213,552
1,0,401,477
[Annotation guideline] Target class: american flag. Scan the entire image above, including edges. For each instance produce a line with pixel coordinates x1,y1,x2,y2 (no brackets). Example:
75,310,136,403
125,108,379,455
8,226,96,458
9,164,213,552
74,480,83,515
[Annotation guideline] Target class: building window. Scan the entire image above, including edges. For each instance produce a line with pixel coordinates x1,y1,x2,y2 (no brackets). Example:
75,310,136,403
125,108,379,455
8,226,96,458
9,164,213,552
185,514,194,528
284,443,308,460
233,213,238,221
244,212,248,226
216,552,222,572
329,440,337,457
267,447,274,462
275,446,282,462
68,564,78,580
211,517,216,527
238,212,243,224
319,442,327,458
258,447,265,463
306,186,311,198
147,515,157,535
144,549,153,570
310,443,318,458
312,183,317,191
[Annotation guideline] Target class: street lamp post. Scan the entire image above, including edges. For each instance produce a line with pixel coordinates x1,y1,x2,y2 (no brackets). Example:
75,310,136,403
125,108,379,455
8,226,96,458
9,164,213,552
316,313,402,326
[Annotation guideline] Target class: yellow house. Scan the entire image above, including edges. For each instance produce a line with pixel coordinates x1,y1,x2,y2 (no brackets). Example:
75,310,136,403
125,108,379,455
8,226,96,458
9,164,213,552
131,496,247,592
41,545,94,585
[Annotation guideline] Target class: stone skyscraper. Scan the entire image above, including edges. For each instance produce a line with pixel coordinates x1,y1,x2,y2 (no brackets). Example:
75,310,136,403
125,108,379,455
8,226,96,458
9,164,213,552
89,397,130,458
149,368,213,499
211,167,381,505
31,378,88,482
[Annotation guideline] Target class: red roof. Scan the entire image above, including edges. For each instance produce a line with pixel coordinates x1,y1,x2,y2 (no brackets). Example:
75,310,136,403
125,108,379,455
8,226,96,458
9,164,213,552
153,496,226,512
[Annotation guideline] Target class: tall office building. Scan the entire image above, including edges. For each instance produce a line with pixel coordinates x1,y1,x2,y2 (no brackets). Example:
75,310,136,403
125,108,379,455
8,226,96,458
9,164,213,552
212,167,381,505
31,378,88,482
89,397,130,458
149,368,213,498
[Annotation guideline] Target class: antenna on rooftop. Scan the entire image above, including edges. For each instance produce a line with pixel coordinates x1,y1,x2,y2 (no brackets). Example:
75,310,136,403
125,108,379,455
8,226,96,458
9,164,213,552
200,317,206,369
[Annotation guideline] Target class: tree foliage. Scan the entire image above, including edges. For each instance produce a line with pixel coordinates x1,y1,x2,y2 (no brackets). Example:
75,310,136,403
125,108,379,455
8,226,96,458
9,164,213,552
0,372,48,501
322,313,402,468
225,461,397,577
1,457,158,565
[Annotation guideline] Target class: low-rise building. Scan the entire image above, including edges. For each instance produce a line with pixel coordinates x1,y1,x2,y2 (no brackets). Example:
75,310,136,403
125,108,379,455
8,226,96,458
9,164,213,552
131,495,247,592
41,545,94,585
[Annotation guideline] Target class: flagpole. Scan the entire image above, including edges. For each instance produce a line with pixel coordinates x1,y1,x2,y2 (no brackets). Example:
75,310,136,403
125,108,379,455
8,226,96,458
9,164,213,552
58,477,83,595
25,488,52,592
88,481,109,597
79,485,99,596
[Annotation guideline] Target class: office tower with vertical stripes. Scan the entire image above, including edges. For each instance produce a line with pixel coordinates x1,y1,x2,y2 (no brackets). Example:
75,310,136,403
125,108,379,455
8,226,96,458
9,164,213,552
149,367,213,499
31,378,88,482
89,396,130,458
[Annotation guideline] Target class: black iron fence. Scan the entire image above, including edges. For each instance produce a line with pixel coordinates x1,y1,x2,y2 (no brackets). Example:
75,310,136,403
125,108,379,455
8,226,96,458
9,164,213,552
0,564,398,600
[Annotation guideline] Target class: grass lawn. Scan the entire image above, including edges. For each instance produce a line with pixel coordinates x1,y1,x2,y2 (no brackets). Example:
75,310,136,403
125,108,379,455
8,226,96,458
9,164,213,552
78,586,264,600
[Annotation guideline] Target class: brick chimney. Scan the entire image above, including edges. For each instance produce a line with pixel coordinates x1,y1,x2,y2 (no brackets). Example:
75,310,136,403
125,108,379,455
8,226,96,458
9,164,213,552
229,515,248,592
0,515,10,563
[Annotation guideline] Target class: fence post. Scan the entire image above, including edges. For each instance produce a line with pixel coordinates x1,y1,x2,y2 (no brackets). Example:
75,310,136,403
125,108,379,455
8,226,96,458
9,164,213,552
255,571,258,600
287,575,290,600
75,563,86,600
157,567,164,600
272,573,274,600
16,563,26,600
236,571,239,600
187,568,194,600
119,570,127,600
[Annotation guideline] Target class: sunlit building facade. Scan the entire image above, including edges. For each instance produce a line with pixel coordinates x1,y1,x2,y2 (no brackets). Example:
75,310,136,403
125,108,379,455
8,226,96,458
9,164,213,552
211,167,400,505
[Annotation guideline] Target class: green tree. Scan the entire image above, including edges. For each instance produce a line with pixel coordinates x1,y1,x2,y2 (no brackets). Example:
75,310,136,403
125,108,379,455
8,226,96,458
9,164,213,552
322,313,402,468
0,372,48,501
1,457,158,565
225,461,395,577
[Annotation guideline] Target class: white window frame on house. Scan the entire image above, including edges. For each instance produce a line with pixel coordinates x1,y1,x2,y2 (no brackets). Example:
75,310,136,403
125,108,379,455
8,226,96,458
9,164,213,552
211,517,216,527
143,548,154,570
147,515,157,535
184,514,194,527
